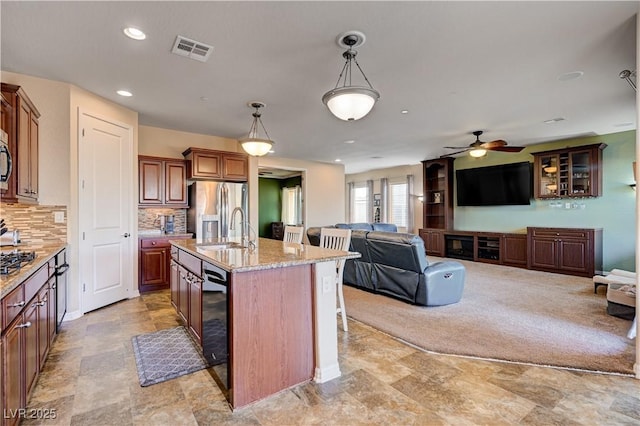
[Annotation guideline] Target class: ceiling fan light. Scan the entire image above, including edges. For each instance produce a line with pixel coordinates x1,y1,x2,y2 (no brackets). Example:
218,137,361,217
469,148,487,158
239,138,273,157
322,87,379,121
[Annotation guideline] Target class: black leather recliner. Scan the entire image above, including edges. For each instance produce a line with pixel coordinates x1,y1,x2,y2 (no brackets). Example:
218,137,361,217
307,226,465,306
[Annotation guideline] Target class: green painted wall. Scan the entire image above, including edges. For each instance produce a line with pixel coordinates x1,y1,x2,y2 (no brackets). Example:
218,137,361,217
453,130,636,271
258,178,282,238
258,176,303,238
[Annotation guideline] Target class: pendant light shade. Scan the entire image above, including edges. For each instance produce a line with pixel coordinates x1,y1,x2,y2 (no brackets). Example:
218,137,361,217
239,102,274,157
323,31,380,121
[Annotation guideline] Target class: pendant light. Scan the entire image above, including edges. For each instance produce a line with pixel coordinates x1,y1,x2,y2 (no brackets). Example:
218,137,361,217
239,102,274,157
322,31,380,121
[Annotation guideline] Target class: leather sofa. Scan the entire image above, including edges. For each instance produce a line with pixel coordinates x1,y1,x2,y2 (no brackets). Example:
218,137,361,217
307,226,465,306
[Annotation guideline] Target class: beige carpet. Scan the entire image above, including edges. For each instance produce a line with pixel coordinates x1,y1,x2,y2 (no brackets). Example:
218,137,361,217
344,259,636,374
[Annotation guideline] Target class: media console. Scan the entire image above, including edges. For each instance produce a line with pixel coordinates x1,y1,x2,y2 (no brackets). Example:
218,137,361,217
422,230,528,268
419,227,602,277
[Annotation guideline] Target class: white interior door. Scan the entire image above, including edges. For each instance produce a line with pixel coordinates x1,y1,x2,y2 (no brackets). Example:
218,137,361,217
78,111,133,313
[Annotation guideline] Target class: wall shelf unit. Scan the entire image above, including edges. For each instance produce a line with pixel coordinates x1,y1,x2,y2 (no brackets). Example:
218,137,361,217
420,158,454,256
532,143,606,199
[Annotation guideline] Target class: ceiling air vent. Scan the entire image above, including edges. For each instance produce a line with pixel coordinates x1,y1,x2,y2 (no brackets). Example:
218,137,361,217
171,35,213,63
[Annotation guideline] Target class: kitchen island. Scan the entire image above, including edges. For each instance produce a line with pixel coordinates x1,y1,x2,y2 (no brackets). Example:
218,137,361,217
170,238,360,409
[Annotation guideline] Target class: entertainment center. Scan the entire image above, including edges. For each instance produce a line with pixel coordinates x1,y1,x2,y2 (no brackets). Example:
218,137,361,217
419,143,606,277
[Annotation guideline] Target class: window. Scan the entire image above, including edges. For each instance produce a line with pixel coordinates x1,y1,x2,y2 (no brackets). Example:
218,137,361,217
281,186,302,225
388,181,408,230
352,184,369,222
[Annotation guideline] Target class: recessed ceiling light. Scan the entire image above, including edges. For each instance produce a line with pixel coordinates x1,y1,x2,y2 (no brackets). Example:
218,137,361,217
335,158,342,162
544,117,565,124
401,110,409,114
116,90,133,97
123,27,146,40
343,140,355,144
558,71,583,81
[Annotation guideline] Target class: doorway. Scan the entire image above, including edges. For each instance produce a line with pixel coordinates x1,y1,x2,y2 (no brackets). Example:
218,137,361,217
258,167,305,239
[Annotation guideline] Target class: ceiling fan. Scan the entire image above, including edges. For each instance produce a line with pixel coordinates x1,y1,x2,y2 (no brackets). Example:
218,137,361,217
443,130,524,158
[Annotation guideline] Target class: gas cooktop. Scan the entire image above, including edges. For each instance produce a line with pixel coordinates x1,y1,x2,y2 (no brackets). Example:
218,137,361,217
0,249,37,275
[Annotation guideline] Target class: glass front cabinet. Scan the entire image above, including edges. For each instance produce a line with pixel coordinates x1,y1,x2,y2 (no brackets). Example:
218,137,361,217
532,143,606,199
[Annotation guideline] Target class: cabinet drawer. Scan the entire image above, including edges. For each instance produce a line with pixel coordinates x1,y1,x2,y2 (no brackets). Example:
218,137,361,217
529,228,589,239
2,284,25,330
23,264,48,307
141,238,170,249
179,250,202,275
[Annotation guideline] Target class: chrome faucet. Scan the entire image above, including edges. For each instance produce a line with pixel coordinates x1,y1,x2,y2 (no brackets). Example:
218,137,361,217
230,207,253,248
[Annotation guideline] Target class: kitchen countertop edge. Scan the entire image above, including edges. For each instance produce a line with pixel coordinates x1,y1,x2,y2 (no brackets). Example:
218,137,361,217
171,238,360,273
1,243,67,299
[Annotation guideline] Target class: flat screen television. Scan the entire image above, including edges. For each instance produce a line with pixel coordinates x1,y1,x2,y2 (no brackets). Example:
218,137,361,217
456,161,532,206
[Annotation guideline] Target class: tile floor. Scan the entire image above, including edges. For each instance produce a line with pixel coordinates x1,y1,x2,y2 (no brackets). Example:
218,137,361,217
23,290,640,425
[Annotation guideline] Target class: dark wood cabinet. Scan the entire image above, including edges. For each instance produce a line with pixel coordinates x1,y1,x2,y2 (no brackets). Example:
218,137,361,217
183,147,248,182
1,83,40,203
177,265,189,325
170,258,180,310
139,235,191,292
527,227,602,277
173,249,204,344
420,158,454,255
419,228,445,256
532,144,606,199
501,233,528,267
1,259,58,426
188,274,202,344
3,317,23,426
138,156,187,207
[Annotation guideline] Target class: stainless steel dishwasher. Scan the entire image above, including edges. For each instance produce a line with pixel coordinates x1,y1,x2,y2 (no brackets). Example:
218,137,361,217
202,261,229,396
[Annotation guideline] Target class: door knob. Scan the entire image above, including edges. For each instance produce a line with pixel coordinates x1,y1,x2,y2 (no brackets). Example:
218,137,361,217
123,233,130,238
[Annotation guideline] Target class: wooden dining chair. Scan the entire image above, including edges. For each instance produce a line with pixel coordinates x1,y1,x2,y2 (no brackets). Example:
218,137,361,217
283,225,304,243
319,227,352,332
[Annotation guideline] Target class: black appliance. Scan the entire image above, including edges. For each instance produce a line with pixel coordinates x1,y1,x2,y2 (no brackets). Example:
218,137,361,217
0,249,36,275
456,161,532,206
54,249,69,331
202,261,229,398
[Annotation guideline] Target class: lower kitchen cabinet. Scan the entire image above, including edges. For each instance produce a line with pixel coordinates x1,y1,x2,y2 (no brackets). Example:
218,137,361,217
171,248,204,345
139,235,191,293
1,256,59,426
188,273,202,344
527,227,602,277
170,258,180,310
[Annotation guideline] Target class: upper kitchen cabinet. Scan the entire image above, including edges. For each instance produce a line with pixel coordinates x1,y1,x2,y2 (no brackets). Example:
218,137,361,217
139,156,188,207
532,143,606,199
182,147,248,182
1,83,41,203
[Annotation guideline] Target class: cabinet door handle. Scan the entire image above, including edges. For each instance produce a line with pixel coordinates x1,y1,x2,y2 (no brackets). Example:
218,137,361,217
9,301,26,308
16,321,32,328
36,300,46,307
151,241,156,245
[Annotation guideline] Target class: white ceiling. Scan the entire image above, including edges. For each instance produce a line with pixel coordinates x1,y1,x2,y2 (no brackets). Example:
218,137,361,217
1,1,637,174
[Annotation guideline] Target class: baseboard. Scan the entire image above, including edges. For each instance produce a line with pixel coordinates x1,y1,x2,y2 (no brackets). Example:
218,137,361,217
63,310,83,322
313,364,341,383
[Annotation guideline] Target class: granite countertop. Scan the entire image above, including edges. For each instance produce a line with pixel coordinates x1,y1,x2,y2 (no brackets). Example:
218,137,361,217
171,238,360,273
138,231,192,239
1,243,67,299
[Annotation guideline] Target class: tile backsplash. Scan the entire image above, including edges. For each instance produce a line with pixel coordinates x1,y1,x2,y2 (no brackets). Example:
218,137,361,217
1,204,67,244
138,208,187,233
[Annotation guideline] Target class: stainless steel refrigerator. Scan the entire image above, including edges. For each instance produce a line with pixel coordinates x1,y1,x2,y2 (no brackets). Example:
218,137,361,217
187,181,249,243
